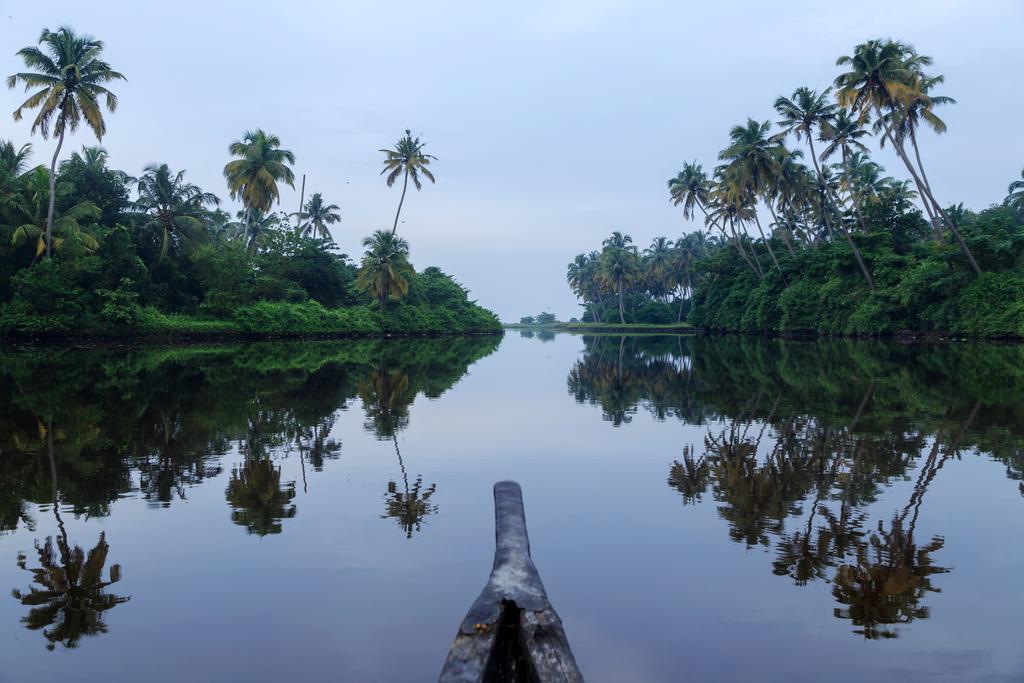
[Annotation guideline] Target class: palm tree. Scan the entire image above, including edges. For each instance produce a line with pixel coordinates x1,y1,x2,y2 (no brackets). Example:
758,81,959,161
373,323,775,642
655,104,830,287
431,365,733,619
819,109,876,288
669,161,762,279
292,192,340,240
707,181,766,279
877,72,955,236
774,87,838,239
597,245,640,324
380,129,436,235
567,253,602,322
7,26,125,259
10,166,99,261
644,236,675,301
1006,169,1024,220
223,129,295,220
234,208,279,254
719,119,787,275
0,140,33,175
356,230,414,307
134,164,220,258
602,230,636,252
834,39,980,274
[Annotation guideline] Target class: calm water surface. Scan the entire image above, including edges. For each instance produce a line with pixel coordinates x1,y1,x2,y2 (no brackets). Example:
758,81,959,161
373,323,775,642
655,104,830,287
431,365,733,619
0,333,1022,682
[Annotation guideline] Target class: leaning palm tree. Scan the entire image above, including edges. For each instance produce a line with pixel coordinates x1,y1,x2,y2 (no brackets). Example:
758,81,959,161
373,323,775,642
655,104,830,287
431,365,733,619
356,230,414,307
223,129,295,220
7,26,125,259
292,192,340,240
134,163,220,258
819,109,876,288
669,160,762,279
380,129,436,235
718,119,788,275
834,39,980,274
1006,169,1024,220
773,87,838,240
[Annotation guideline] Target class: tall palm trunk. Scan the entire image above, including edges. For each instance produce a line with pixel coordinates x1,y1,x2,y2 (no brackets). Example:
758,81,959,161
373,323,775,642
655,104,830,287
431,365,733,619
833,148,875,290
617,279,625,324
730,217,765,279
766,201,797,257
909,124,954,240
874,104,981,275
700,203,763,280
45,129,67,259
751,212,783,277
391,169,410,236
805,136,836,241
295,173,306,231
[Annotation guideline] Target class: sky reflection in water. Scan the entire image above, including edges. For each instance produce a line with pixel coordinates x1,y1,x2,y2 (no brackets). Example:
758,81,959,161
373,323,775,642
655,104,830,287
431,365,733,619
0,333,1022,682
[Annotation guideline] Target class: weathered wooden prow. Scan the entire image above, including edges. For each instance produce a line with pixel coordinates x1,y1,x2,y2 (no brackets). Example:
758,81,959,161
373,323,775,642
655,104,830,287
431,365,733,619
439,481,583,682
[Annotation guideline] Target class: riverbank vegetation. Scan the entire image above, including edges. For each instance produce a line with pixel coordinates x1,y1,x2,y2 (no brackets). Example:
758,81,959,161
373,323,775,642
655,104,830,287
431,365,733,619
1,26,499,339
566,39,1024,337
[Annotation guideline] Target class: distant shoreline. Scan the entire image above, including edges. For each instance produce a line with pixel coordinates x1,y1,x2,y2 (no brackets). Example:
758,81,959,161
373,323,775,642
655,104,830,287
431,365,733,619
503,322,1023,341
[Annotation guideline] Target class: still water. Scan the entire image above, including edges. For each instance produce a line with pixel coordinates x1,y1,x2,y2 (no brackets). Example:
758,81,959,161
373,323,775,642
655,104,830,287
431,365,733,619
0,333,1022,682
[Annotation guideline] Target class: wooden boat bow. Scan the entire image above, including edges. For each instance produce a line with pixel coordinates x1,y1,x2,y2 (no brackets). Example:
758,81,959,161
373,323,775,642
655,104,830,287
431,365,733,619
439,481,583,682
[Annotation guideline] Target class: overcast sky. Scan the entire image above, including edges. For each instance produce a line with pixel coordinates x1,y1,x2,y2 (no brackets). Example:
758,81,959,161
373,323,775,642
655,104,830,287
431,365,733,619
2,1,1022,320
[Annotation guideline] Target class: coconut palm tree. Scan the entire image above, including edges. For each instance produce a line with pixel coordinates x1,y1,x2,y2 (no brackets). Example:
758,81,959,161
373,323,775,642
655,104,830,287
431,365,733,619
7,27,125,259
234,208,279,254
670,161,763,278
10,166,99,261
356,230,414,307
0,140,33,176
1006,169,1024,220
380,129,436,236
719,119,788,275
644,236,675,301
774,87,838,239
707,180,766,279
597,245,640,324
292,192,340,240
819,109,876,288
834,39,980,274
223,129,295,220
567,253,602,322
134,164,220,258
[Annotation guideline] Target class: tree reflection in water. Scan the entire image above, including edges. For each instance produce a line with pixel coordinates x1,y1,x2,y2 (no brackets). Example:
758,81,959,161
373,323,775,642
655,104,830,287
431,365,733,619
13,531,129,650
12,422,128,650
225,458,297,536
567,335,1021,640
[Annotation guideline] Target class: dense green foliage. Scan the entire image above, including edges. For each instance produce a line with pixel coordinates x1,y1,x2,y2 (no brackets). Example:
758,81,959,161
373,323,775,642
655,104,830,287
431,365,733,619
688,203,1024,336
565,39,1024,337
3,26,496,338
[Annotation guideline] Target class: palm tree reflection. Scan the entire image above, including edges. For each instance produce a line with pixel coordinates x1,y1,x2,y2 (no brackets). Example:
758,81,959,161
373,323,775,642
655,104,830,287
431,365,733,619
225,458,296,536
832,517,947,639
13,532,129,650
382,435,437,539
12,421,129,650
